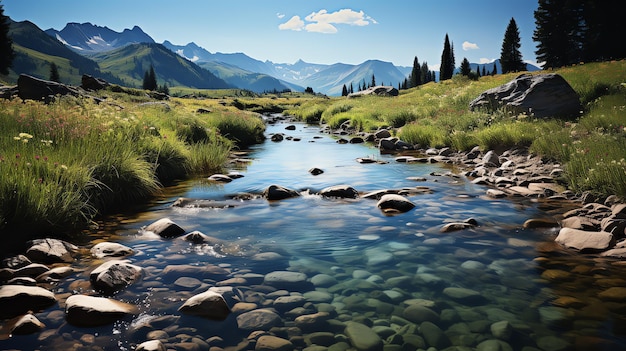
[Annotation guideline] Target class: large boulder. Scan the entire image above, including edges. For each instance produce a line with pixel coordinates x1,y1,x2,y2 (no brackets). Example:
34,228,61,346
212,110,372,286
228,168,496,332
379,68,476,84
0,285,57,319
81,74,110,91
555,228,613,251
469,73,582,119
65,295,138,327
349,85,399,98
17,74,81,103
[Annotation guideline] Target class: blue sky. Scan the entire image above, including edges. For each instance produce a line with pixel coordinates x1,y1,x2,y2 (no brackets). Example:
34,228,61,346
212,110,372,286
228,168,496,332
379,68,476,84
3,0,540,69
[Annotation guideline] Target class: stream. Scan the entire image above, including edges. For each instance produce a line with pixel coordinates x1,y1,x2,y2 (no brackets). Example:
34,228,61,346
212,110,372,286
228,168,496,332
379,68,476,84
2,117,625,351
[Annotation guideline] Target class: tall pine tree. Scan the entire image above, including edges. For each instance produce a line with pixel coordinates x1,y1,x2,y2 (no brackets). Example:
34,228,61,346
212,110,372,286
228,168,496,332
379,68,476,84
143,64,158,91
49,62,60,82
0,1,15,75
409,56,421,88
460,58,471,77
439,34,455,81
500,18,526,73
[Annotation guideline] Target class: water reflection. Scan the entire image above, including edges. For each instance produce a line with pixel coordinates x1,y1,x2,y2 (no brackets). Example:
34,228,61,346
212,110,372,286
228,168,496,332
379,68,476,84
2,120,625,350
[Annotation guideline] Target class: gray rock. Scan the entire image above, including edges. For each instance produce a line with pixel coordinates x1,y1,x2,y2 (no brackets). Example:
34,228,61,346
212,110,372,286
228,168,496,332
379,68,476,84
264,271,309,290
143,218,185,238
555,228,613,251
1,255,32,269
402,305,440,324
420,321,451,349
469,73,581,119
263,184,300,200
476,339,513,351
491,320,513,340
0,285,57,319
344,321,383,351
443,287,486,304
256,335,294,351
90,242,134,258
65,295,138,327
482,150,501,167
90,259,143,294
348,85,398,98
376,194,415,214
178,289,231,320
319,184,359,199
236,308,282,331
25,238,78,263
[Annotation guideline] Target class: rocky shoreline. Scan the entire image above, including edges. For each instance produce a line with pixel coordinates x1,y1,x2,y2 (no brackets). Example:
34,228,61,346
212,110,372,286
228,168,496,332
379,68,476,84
1,118,625,350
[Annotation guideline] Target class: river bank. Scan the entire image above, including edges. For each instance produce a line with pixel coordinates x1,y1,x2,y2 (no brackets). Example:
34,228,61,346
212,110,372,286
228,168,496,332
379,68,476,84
1,118,626,350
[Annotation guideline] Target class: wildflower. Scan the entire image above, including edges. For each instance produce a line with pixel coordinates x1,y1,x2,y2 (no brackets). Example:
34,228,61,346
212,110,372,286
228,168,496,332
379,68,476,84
15,154,20,159
35,155,40,161
60,165,68,170
22,138,29,143
18,133,33,139
13,136,21,141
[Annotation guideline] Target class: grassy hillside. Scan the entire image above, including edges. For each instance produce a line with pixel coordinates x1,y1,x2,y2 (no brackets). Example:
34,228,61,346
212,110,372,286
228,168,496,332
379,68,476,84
90,43,231,89
285,60,626,199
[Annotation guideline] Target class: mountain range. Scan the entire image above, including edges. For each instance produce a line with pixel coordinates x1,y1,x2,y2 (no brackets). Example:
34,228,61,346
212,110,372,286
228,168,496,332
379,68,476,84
7,21,541,96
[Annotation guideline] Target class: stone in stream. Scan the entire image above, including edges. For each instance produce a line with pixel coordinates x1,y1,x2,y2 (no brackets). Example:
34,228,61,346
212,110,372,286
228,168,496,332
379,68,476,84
135,340,167,351
263,271,312,291
263,184,300,200
178,289,231,320
90,242,134,258
25,238,78,263
255,335,294,351
319,184,359,199
344,321,383,351
65,295,138,327
236,308,282,331
0,285,57,319
90,259,143,294
555,228,613,251
376,194,415,214
208,173,233,182
143,218,185,238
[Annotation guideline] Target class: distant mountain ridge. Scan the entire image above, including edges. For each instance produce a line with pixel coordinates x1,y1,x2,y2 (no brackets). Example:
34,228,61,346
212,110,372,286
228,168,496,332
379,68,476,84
10,21,542,95
45,22,154,52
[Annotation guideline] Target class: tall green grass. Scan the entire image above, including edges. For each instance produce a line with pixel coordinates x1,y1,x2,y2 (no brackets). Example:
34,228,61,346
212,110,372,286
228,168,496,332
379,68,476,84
0,93,262,235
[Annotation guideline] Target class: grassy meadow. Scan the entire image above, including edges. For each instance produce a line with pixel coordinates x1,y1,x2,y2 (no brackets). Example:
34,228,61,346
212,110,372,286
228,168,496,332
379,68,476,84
0,89,265,237
284,60,626,199
1,60,625,241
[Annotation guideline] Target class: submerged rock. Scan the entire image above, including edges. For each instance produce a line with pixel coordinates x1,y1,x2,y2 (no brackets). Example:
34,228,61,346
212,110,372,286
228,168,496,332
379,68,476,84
90,259,143,294
178,289,231,320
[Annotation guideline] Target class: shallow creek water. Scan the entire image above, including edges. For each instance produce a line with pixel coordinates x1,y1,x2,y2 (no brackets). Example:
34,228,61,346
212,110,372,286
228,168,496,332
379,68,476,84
3,118,626,350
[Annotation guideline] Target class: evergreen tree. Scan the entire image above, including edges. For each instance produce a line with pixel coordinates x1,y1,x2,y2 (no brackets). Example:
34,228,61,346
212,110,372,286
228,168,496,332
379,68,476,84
460,58,471,76
420,62,430,83
349,83,354,94
476,65,481,78
341,84,348,96
492,62,497,75
482,66,486,76
371,74,376,87
439,34,455,81
0,1,15,75
500,18,526,73
49,62,60,82
142,64,158,91
533,0,581,68
409,56,421,88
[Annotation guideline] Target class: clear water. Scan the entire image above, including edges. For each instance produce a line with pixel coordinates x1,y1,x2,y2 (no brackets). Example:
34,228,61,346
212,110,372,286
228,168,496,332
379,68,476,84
2,119,626,350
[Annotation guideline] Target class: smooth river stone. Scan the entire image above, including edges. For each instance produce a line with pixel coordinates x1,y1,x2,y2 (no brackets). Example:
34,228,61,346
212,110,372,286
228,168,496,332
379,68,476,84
555,228,612,251
65,295,138,327
345,321,383,351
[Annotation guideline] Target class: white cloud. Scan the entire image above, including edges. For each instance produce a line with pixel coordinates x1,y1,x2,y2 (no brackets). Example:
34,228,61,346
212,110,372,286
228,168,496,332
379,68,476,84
462,41,479,51
277,13,285,19
305,22,338,34
279,15,305,31
480,58,495,64
279,8,376,33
